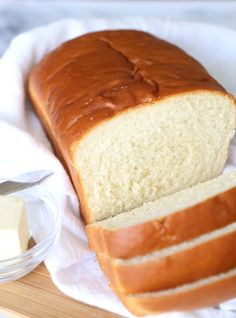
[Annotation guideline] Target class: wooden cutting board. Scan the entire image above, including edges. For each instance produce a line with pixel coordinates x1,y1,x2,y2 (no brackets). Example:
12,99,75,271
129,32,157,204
0,263,124,318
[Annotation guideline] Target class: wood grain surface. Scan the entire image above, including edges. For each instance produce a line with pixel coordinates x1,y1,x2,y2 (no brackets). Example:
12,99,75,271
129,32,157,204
0,263,124,318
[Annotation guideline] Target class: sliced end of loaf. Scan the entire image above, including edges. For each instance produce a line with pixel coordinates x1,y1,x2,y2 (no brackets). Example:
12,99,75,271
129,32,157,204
88,169,236,230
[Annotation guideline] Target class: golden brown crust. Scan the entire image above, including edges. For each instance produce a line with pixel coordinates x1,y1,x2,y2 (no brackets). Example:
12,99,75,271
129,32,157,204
30,78,91,223
86,186,236,258
28,29,231,223
29,70,92,223
118,271,236,315
97,227,236,293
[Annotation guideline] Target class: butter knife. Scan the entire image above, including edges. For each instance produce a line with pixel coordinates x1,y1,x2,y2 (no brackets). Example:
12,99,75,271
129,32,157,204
0,170,54,195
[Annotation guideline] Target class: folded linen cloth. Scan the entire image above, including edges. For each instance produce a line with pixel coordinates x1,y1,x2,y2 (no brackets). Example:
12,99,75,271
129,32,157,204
0,17,236,318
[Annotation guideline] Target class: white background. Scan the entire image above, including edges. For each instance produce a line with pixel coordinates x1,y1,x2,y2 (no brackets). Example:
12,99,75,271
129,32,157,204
0,0,236,56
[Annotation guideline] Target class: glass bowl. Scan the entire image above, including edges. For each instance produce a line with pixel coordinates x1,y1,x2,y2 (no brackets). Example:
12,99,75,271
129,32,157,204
0,185,60,283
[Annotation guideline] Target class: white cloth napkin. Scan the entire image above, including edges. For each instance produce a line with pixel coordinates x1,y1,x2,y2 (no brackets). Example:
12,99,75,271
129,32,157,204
0,17,236,318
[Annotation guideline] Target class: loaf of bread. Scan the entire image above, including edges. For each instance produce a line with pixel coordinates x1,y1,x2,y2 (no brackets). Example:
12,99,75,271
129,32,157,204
29,29,236,315
87,170,236,258
29,30,236,224
118,268,236,315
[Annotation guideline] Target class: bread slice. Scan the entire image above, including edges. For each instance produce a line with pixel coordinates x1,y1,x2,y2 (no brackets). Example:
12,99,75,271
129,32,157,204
118,267,236,316
28,30,236,223
97,222,236,293
86,170,236,258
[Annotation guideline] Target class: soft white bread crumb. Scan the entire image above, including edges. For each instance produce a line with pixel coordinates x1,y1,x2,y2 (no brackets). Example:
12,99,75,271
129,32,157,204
75,91,236,222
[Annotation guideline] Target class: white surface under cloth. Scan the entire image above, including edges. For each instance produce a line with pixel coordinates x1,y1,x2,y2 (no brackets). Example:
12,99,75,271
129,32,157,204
0,17,236,318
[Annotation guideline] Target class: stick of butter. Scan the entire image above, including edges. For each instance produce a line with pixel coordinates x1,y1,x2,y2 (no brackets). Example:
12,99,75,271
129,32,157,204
0,195,30,260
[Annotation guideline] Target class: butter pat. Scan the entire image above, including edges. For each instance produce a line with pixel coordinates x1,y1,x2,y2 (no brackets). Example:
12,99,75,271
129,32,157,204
0,195,30,260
